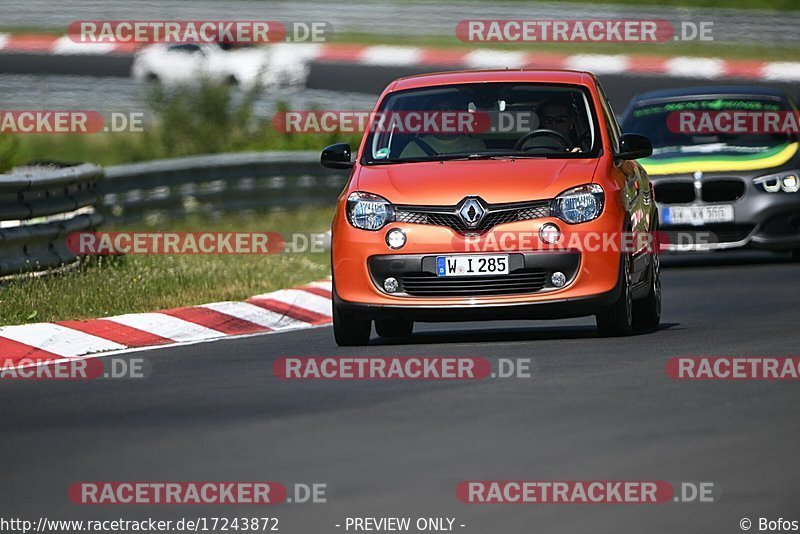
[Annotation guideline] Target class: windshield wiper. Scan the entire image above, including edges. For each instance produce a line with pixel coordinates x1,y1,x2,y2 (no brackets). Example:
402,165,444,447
366,152,552,165
461,152,547,160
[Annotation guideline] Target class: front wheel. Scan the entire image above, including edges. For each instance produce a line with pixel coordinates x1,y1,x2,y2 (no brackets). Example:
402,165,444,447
596,254,633,337
333,300,371,346
633,252,661,330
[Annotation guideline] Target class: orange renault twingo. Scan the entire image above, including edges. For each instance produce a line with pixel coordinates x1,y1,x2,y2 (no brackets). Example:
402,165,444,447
322,70,659,346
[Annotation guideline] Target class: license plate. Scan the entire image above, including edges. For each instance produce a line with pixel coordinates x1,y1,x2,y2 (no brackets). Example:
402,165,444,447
662,205,734,226
436,255,509,277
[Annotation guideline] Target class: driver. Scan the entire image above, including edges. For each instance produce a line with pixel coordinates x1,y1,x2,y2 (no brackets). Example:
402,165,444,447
535,97,585,153
400,100,486,158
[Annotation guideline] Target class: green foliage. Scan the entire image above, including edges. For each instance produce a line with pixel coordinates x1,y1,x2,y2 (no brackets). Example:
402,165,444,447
0,134,19,173
7,80,364,167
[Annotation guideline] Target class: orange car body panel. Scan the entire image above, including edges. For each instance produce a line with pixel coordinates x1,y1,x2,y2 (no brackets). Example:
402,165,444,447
332,70,641,310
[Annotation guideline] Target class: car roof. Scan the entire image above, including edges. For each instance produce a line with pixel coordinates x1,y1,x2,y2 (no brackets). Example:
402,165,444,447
629,85,790,105
389,69,596,92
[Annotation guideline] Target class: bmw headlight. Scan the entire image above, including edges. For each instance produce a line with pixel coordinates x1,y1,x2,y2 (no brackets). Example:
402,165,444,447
346,192,395,230
551,184,605,224
755,171,799,193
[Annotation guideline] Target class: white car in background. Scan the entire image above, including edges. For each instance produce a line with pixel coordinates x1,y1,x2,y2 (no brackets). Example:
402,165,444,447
131,42,315,89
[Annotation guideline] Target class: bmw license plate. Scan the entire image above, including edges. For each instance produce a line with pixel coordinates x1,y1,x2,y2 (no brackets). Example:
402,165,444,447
662,205,734,226
436,255,509,277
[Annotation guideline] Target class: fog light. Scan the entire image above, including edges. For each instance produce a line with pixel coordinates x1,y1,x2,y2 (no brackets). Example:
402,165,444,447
386,228,407,249
551,272,567,288
383,277,399,293
782,174,799,193
540,223,561,245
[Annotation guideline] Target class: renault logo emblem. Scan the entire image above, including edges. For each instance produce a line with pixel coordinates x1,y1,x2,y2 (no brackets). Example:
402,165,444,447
458,198,486,228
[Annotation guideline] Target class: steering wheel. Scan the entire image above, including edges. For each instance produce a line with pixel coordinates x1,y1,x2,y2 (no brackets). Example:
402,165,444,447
514,129,571,152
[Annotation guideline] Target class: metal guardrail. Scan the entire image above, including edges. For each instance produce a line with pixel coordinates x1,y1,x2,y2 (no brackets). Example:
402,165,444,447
101,151,347,222
0,151,346,277
0,164,104,277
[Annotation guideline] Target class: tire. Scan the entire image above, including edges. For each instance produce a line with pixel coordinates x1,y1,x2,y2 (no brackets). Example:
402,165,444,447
375,319,413,338
333,300,371,346
633,251,661,330
596,253,634,337
790,249,800,262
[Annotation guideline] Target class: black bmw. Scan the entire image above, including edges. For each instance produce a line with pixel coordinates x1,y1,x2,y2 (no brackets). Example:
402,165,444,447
620,86,800,259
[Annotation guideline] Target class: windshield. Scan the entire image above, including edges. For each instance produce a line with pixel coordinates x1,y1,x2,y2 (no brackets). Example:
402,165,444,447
622,96,797,159
361,83,600,164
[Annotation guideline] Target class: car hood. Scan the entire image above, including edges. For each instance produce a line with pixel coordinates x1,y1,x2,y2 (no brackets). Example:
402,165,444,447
354,158,601,205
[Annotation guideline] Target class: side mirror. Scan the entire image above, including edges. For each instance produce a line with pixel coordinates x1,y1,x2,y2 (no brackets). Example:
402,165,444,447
616,134,653,160
321,143,353,169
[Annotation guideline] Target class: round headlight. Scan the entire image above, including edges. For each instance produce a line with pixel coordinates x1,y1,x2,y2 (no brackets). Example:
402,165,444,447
346,192,394,230
552,184,604,224
386,228,407,249
782,174,799,193
762,177,782,193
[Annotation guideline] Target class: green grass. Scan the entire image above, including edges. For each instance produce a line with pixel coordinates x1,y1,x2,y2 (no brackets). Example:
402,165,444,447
0,208,333,326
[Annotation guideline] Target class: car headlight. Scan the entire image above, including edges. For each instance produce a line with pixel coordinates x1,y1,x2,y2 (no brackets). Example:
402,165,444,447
346,192,395,230
551,184,604,224
754,171,800,193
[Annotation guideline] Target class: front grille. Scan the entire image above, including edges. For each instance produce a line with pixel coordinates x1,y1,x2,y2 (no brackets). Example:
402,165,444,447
662,224,755,244
654,182,695,204
655,179,747,205
400,268,548,297
701,179,746,203
395,200,550,235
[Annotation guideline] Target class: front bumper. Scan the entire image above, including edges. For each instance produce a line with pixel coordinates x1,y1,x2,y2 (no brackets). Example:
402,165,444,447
653,175,800,252
367,251,582,298
332,208,625,314
333,275,622,322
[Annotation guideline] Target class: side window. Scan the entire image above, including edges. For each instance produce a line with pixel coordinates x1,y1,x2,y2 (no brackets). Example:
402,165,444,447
597,82,621,153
